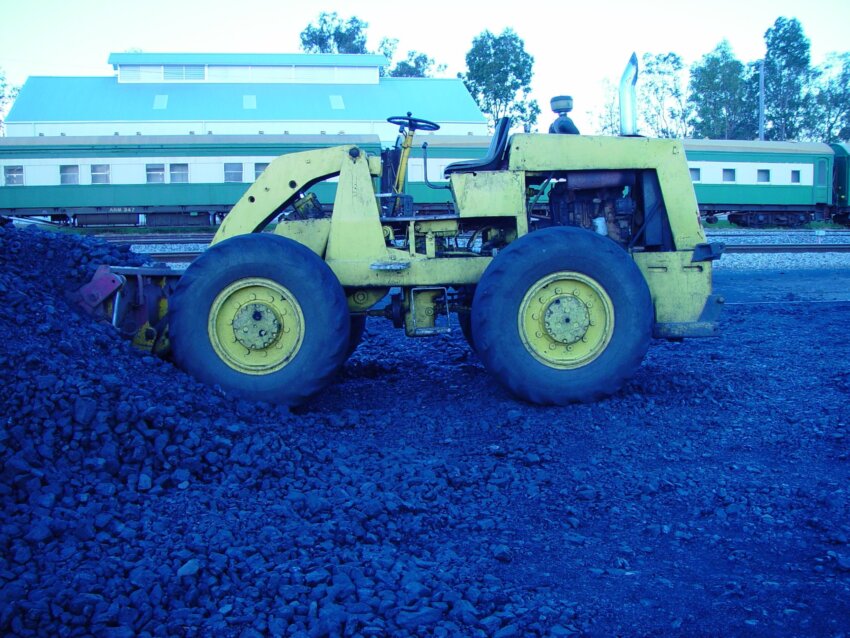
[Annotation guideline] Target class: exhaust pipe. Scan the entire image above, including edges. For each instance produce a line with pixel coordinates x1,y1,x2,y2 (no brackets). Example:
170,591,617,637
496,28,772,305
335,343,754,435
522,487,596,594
619,53,638,136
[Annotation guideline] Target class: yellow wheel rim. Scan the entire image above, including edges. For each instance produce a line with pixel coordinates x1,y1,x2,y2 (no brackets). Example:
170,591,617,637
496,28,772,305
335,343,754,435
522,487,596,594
518,271,614,370
208,278,304,375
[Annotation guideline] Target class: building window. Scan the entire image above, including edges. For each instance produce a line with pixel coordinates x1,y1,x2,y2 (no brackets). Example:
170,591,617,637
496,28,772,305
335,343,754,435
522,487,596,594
224,163,243,182
689,168,701,182
146,164,165,183
254,162,269,179
170,163,189,183
791,170,801,184
91,164,110,184
4,165,23,186
60,165,79,185
163,65,206,81
722,168,736,183
757,169,770,183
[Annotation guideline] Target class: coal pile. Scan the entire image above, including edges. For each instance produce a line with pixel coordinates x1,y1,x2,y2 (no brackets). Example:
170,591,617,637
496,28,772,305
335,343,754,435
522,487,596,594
1,224,849,637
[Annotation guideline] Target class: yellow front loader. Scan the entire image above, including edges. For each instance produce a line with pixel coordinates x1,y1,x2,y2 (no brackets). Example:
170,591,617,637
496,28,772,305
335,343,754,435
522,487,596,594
110,104,718,406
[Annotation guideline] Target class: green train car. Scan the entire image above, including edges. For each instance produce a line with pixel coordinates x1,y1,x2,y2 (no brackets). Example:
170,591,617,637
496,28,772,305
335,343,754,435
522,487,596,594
2,132,849,228
682,139,840,226
0,135,382,226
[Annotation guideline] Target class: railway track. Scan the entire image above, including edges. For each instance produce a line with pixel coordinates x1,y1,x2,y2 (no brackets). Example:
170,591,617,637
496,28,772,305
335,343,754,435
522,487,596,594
139,243,850,266
722,243,850,254
94,229,850,265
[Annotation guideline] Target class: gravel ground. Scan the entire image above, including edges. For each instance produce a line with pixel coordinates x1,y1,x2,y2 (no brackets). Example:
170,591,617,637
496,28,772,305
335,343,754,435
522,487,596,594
1,224,849,637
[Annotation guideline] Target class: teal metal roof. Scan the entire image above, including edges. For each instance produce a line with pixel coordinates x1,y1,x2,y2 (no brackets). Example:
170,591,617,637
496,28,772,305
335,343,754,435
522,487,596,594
107,52,388,68
7,76,486,125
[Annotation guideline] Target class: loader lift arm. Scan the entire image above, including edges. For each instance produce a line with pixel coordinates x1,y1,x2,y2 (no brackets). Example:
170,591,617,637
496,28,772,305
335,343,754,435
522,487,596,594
213,145,382,245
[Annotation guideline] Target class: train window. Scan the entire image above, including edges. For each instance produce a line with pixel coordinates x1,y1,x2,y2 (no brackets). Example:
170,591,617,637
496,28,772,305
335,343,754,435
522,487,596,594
757,169,770,183
722,168,736,183
224,163,243,183
254,163,269,179
791,170,801,183
3,165,23,186
170,164,189,183
91,164,110,185
60,165,79,185
689,168,700,182
146,164,165,184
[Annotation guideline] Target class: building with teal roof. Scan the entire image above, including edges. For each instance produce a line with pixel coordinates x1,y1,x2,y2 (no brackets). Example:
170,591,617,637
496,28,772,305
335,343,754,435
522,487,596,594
5,53,488,141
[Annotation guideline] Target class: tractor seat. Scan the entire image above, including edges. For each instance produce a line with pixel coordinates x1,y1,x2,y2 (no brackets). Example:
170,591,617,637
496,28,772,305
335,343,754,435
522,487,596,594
443,117,511,177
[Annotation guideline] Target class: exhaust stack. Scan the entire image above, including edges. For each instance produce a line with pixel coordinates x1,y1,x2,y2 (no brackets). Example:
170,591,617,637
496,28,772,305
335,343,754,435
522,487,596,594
619,53,638,136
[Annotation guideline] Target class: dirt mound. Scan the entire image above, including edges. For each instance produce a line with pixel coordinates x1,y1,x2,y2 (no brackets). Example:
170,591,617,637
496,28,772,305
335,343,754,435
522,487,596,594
1,225,848,636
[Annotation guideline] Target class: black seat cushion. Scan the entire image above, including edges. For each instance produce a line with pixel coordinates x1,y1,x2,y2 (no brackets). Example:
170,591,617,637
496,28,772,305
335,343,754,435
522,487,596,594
443,117,511,177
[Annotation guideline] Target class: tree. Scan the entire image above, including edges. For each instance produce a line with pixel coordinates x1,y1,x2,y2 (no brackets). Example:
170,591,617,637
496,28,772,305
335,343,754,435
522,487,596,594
0,68,18,136
459,29,540,131
637,52,691,138
299,15,444,79
300,12,369,54
378,38,445,78
807,53,850,142
687,41,755,139
390,51,445,78
592,80,621,136
762,17,813,141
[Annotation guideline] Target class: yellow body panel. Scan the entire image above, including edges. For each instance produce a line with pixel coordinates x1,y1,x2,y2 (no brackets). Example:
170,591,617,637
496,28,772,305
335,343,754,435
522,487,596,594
273,218,331,256
633,251,712,324
449,171,526,217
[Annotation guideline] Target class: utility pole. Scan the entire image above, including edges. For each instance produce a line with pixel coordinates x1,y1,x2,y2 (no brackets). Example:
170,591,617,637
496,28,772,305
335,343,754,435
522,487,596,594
758,60,765,141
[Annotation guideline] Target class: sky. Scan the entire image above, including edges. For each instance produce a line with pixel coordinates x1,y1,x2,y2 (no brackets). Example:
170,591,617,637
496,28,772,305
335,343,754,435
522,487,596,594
1,0,849,132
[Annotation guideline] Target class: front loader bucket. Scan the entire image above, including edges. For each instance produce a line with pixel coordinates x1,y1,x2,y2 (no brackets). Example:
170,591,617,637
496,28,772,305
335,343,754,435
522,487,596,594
72,265,182,355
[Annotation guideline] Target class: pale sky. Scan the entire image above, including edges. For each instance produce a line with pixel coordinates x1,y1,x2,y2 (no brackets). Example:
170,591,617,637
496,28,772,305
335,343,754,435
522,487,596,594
1,0,848,132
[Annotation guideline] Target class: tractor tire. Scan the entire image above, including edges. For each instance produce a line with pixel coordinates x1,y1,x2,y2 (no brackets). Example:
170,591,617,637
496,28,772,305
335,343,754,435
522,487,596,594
348,314,367,357
455,285,476,351
471,226,653,404
168,234,350,405
457,311,475,351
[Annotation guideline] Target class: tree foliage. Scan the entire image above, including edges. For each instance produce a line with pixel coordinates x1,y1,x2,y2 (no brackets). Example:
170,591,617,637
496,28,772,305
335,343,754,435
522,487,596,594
378,38,445,78
459,29,540,131
637,53,691,138
0,68,18,136
299,12,369,54
688,41,755,139
763,17,812,141
299,14,443,79
593,80,621,136
808,53,850,143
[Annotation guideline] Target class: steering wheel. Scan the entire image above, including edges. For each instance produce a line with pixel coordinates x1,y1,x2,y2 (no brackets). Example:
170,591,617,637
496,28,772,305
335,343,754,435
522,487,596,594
387,113,440,132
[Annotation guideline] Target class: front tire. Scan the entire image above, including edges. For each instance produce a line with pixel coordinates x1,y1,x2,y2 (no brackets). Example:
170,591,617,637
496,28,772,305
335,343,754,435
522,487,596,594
169,234,350,405
471,227,653,404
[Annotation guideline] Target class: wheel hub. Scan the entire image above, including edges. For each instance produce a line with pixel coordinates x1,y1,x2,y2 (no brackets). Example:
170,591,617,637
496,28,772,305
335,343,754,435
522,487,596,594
232,302,281,350
518,271,614,369
208,278,304,375
543,295,590,344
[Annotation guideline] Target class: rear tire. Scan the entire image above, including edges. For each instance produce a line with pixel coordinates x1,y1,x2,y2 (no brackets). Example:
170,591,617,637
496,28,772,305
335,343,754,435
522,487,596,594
471,227,653,404
169,234,350,405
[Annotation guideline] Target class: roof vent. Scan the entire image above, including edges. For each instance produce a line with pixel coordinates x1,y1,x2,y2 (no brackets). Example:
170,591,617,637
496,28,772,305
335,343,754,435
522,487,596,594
243,95,257,109
153,95,168,110
329,95,345,110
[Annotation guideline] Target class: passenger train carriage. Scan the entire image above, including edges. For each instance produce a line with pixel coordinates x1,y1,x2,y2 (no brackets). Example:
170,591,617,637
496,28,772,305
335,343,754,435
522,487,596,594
2,133,849,227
